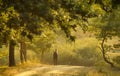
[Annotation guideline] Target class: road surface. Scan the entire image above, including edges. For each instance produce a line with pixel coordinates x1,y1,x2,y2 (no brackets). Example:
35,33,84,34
15,65,91,76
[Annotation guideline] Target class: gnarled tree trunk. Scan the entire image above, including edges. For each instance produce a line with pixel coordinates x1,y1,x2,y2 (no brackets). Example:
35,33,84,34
101,37,114,67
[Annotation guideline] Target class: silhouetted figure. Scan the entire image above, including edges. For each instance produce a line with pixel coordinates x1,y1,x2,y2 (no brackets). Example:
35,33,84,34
53,49,58,65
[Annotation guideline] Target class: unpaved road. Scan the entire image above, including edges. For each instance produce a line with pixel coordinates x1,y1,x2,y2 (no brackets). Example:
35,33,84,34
15,65,92,76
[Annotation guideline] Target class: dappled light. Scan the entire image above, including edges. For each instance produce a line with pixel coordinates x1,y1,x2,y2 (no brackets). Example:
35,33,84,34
15,65,91,76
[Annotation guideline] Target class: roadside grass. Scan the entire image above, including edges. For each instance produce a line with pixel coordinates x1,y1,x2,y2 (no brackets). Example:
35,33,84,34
86,68,120,76
0,62,42,76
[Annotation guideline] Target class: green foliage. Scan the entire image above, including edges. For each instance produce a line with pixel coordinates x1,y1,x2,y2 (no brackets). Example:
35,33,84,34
0,46,8,65
89,5,120,40
74,38,101,66
0,0,116,43
26,29,56,62
0,0,119,43
88,5,120,68
112,0,120,8
113,43,120,48
113,56,120,65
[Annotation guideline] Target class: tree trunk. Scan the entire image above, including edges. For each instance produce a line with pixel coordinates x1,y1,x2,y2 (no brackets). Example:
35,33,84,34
20,49,23,63
20,41,27,63
40,51,44,62
9,39,16,67
101,37,114,67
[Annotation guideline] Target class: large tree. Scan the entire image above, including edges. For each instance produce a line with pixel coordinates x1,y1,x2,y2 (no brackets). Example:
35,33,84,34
0,0,43,66
88,5,120,67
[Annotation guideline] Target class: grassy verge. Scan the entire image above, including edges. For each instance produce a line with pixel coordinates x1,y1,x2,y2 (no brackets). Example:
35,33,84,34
0,62,42,76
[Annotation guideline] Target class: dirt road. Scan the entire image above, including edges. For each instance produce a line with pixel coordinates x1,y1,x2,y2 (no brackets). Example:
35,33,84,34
15,65,91,76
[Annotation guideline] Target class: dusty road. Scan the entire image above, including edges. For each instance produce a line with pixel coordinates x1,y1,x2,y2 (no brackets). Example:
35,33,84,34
15,65,91,76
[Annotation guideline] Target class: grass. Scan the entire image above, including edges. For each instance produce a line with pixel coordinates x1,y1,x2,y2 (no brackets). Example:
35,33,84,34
0,62,43,76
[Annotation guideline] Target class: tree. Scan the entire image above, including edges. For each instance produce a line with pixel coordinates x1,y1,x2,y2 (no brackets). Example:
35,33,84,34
0,1,42,66
19,39,27,63
88,6,120,67
0,6,20,66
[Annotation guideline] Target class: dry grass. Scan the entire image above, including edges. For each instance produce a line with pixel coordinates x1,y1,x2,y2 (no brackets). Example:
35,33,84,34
87,71,105,76
0,62,43,76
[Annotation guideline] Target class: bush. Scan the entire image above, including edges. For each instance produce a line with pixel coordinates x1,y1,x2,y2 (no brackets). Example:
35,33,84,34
74,38,102,66
113,56,120,65
113,56,120,69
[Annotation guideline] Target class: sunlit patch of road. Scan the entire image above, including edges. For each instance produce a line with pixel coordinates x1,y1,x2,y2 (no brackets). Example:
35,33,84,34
15,65,91,76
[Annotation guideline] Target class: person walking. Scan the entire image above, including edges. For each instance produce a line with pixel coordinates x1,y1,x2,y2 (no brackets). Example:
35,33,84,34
53,49,58,65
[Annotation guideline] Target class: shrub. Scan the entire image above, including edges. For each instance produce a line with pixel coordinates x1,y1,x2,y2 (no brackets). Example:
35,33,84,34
113,56,120,65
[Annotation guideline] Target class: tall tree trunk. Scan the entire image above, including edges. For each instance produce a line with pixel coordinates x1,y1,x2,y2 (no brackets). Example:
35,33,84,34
20,49,23,63
41,51,44,62
20,41,27,63
24,42,27,62
9,39,16,67
101,37,114,67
